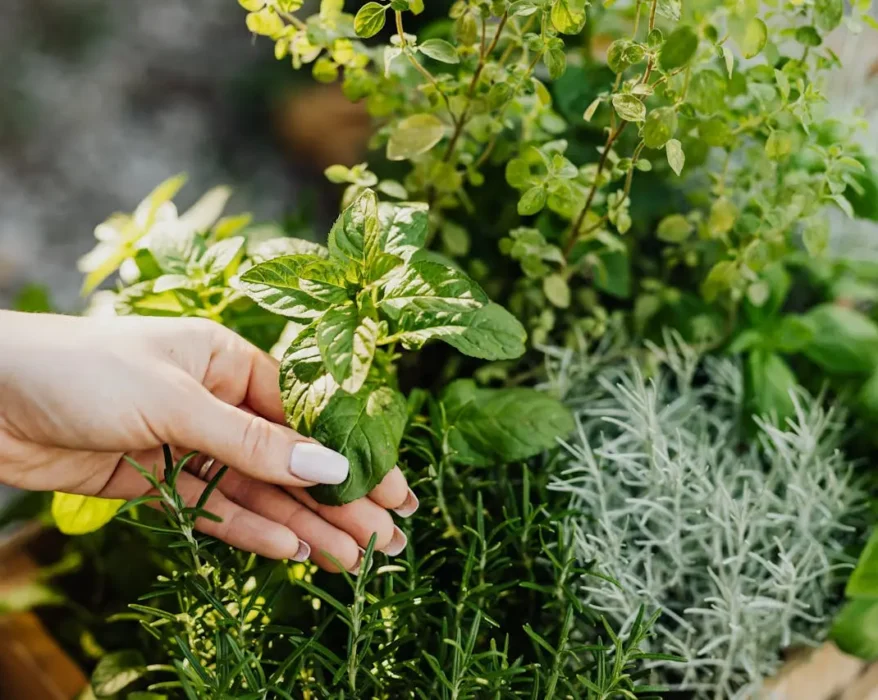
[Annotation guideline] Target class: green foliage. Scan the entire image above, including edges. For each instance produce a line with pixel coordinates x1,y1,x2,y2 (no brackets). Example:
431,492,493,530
77,179,544,505
237,0,875,351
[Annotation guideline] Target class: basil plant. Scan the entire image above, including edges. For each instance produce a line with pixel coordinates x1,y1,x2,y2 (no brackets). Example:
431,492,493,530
74,176,533,508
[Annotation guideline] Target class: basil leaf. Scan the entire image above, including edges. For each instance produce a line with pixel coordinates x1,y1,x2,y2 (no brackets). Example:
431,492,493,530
297,259,351,305
745,350,796,425
847,529,878,599
438,380,575,467
378,201,429,257
395,303,526,360
802,304,878,375
309,385,408,505
248,236,330,263
831,599,878,660
196,236,245,282
280,327,339,433
328,189,381,266
379,260,488,319
236,254,334,321
317,305,381,394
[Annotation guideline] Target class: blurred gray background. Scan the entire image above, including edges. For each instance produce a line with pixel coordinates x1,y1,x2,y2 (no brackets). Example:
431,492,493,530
0,0,341,312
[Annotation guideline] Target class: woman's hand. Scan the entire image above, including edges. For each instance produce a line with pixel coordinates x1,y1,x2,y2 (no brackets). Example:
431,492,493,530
0,311,417,572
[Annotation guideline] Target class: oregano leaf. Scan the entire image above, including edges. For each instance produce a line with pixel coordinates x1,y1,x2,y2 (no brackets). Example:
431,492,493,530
642,107,678,148
387,113,446,161
419,38,459,64
660,26,698,71
612,94,646,123
666,139,685,176
354,2,387,38
741,17,768,59
92,651,147,697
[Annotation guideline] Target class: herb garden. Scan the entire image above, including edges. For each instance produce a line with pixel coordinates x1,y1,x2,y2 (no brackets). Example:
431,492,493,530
3,0,878,697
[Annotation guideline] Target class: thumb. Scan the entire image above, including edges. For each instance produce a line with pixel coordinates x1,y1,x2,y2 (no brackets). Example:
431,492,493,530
166,382,349,487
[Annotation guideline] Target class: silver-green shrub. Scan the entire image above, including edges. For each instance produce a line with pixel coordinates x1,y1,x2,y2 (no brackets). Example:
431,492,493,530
545,334,867,699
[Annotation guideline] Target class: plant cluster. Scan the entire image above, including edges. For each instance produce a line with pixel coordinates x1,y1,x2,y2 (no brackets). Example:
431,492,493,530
546,335,867,698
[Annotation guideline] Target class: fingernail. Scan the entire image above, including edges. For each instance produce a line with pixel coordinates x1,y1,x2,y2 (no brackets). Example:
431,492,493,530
290,443,349,484
292,540,311,562
383,526,407,557
348,547,365,576
393,489,419,518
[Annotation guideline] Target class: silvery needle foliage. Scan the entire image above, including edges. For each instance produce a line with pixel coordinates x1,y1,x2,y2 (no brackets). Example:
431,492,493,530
547,335,867,698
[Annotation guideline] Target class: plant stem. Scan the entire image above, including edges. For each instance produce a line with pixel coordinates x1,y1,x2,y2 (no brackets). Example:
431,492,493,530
563,122,629,259
441,12,509,163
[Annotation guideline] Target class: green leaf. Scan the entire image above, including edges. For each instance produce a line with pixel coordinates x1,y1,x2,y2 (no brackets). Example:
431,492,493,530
550,0,586,34
802,304,878,375
659,26,698,71
746,350,797,424
689,70,725,114
439,304,526,360
92,650,146,697
765,130,793,159
708,197,737,237
611,94,646,123
815,0,844,31
317,305,381,394
795,25,823,47
354,2,387,38
771,315,815,353
379,260,488,318
666,139,685,176
831,599,878,660
309,385,408,505
52,493,125,535
280,328,339,433
543,273,571,308
328,189,381,266
518,186,547,215
248,236,329,263
419,38,459,64
438,380,575,467
740,17,767,58
847,529,878,599
198,236,245,282
387,113,446,161
237,255,336,321
378,201,429,257
656,214,692,242
642,107,678,148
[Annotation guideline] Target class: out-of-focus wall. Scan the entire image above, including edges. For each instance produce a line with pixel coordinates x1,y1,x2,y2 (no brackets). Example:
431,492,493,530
0,0,317,311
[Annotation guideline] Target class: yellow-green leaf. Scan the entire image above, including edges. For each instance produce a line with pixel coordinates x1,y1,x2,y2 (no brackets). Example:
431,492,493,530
741,17,768,59
246,8,285,36
354,2,387,38
666,139,685,176
52,493,125,535
551,0,586,35
386,113,446,161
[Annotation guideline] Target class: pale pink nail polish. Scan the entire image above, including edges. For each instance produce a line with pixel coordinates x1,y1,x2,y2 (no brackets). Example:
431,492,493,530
393,489,419,518
383,526,408,557
292,541,311,562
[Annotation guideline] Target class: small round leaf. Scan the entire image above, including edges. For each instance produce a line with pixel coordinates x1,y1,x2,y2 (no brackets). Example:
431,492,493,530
659,26,698,71
354,2,388,38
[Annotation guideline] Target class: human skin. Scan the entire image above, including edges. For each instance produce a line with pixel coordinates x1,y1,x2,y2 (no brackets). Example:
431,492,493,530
0,311,418,573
